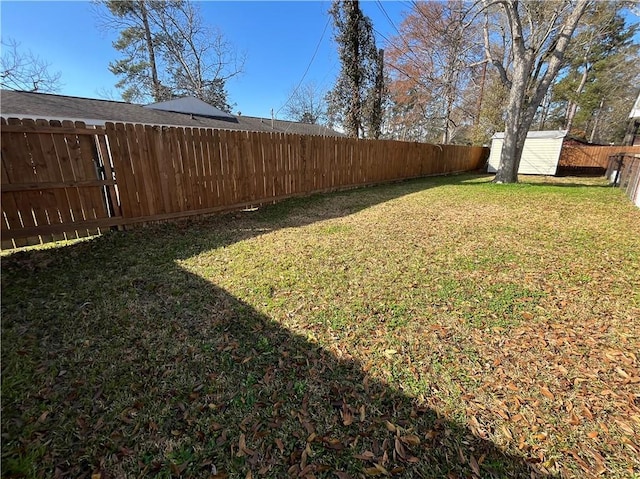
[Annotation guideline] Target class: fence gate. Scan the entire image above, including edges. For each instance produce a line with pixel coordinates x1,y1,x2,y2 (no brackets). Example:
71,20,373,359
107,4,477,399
1,118,123,249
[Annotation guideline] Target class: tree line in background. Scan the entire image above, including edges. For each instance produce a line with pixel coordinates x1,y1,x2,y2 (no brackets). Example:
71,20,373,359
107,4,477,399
313,0,638,183
288,1,638,149
372,1,637,147
2,1,638,182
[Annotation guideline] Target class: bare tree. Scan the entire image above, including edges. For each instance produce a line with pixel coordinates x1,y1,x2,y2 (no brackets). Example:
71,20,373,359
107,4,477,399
155,1,244,110
283,82,327,124
386,1,483,144
96,0,244,110
1,38,62,92
482,0,589,183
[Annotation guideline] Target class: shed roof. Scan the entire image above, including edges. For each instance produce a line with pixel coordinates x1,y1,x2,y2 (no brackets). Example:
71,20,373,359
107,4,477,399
491,130,568,140
0,90,344,137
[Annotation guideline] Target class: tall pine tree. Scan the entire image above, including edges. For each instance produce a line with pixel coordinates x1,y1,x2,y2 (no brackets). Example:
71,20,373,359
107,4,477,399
546,2,639,143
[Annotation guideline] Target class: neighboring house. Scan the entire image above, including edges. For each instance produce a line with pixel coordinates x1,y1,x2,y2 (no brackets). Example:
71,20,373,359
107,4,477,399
487,130,568,175
0,90,344,137
624,92,640,146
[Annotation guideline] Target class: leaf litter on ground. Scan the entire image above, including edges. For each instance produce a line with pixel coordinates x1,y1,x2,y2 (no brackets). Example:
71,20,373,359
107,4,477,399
2,174,639,478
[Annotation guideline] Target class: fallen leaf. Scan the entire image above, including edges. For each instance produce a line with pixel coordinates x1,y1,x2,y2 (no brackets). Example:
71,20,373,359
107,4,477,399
373,463,389,475
394,437,407,460
237,433,255,457
363,467,384,476
540,387,554,400
323,437,344,450
615,419,634,435
353,451,375,461
568,412,581,426
37,410,50,423
400,435,420,446
587,431,599,439
342,409,354,426
275,438,284,454
615,367,629,379
170,462,188,476
469,455,481,476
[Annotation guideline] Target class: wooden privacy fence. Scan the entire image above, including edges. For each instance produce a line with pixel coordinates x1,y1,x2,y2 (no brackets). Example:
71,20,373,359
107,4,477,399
558,144,640,169
1,117,488,248
1,118,120,249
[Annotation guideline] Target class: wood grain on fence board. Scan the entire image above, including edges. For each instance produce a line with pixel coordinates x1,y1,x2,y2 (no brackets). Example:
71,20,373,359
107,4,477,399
559,145,640,169
2,118,489,246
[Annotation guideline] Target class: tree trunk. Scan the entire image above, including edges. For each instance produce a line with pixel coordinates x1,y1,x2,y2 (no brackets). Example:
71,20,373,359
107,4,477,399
345,0,362,138
564,63,590,134
491,0,588,184
474,61,487,127
139,0,161,102
494,66,529,183
589,98,604,143
538,89,551,130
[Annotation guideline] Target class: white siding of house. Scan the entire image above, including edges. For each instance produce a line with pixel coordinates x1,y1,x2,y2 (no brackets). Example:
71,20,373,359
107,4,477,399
488,133,565,175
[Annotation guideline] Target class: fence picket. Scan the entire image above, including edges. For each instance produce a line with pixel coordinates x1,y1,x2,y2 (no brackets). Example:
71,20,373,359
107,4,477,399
2,117,489,247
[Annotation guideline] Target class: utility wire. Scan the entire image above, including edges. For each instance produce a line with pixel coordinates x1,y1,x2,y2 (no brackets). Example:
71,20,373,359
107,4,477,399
275,17,331,118
375,0,403,38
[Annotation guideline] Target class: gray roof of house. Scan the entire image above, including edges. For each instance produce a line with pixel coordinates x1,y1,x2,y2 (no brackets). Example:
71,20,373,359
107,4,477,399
492,130,568,140
0,90,344,137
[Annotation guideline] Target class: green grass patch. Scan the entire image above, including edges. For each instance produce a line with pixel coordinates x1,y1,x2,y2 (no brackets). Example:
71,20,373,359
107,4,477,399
3,174,639,478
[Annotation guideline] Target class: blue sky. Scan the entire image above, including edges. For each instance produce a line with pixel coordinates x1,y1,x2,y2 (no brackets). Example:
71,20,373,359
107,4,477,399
0,1,409,118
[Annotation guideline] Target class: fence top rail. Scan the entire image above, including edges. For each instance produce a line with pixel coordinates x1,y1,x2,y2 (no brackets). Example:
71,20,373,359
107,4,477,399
1,117,106,135
1,117,489,153
102,121,489,150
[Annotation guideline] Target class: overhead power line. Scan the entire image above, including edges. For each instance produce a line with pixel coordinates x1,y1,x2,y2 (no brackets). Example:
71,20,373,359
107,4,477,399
375,0,403,37
275,17,331,118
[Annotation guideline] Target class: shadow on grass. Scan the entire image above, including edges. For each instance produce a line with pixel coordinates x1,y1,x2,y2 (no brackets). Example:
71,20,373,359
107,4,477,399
2,176,548,478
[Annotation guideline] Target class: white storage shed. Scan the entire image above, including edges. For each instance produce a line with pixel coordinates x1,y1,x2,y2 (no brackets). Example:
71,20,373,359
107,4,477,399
488,130,568,175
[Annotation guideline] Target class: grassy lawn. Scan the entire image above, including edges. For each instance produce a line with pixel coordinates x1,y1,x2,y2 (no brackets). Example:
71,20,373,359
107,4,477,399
2,174,639,479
